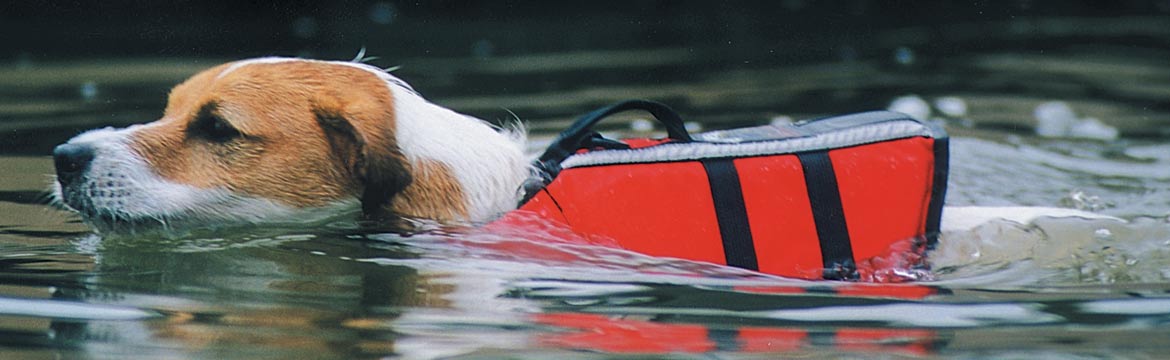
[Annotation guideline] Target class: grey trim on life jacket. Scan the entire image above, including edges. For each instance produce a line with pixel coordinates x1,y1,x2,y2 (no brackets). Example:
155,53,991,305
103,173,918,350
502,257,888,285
560,115,940,169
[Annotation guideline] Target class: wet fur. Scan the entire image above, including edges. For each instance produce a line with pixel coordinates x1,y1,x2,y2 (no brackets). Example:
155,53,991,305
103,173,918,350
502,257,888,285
51,58,529,231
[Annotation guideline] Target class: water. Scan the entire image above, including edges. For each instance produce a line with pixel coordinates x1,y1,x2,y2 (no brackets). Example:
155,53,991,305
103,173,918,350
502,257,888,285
4,32,1170,360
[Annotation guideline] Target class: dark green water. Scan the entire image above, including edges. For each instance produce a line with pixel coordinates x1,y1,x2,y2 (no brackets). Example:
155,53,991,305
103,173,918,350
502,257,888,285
4,5,1170,359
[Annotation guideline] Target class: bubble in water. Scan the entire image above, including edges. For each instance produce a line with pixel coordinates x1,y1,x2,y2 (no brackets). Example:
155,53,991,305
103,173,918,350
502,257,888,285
1062,190,1111,212
368,2,397,25
893,47,915,65
888,95,930,121
1033,101,1119,140
630,118,654,132
1035,101,1078,137
769,115,794,126
1094,228,1113,241
934,96,968,117
1069,117,1119,141
79,81,98,102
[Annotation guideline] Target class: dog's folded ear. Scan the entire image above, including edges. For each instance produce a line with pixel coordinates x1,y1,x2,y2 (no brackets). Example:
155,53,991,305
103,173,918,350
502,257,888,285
314,104,411,219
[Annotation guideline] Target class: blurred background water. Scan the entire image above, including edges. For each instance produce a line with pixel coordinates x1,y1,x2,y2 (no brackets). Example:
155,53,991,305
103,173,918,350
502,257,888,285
2,1,1170,359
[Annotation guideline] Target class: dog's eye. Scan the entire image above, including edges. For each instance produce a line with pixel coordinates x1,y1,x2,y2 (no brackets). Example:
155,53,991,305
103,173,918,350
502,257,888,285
194,114,241,142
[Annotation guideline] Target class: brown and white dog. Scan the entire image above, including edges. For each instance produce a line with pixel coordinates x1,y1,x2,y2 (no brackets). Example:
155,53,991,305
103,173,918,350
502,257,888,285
51,57,1118,236
51,57,529,230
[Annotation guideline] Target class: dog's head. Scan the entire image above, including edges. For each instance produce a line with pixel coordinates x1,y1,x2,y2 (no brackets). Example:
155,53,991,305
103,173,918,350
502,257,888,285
51,58,528,231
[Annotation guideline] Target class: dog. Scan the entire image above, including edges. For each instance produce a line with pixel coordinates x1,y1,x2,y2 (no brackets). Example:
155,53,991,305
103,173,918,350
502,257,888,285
51,57,530,231
51,57,1116,240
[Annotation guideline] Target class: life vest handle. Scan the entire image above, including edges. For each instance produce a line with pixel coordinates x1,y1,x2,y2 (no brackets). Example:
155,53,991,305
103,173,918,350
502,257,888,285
533,100,693,183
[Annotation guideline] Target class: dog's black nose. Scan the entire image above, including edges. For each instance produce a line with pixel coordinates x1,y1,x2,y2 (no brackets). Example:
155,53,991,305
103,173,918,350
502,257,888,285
53,143,95,186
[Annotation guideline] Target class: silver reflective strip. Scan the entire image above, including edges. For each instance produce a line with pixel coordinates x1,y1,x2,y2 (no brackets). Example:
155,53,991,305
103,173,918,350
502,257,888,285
561,120,936,169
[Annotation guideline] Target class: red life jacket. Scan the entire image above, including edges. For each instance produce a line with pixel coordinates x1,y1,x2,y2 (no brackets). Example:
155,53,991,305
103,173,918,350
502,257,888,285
503,100,948,281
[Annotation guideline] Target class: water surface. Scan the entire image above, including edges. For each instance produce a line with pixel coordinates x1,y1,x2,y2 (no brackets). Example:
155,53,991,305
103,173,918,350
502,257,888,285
3,38,1170,359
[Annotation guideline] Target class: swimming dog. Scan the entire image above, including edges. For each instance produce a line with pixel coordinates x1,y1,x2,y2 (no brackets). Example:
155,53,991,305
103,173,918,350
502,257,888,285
50,57,1113,237
51,57,530,230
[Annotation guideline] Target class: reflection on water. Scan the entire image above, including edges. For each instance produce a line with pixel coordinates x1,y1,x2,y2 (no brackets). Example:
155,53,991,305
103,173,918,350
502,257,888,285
4,216,1170,358
4,138,1170,358
3,16,1170,360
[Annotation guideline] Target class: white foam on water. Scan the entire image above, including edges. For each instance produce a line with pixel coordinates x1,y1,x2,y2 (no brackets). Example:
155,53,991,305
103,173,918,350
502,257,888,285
0,296,158,321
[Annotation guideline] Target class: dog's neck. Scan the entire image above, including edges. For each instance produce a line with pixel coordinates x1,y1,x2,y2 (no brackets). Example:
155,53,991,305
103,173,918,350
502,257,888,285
360,66,529,222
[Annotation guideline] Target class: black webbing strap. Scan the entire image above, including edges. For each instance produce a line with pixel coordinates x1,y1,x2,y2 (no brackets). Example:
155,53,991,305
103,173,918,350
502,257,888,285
535,100,692,179
924,136,950,250
796,150,858,280
523,100,695,204
700,158,759,271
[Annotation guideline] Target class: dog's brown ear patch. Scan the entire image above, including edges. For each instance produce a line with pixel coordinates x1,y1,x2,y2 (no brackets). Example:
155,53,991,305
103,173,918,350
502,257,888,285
317,109,469,221
314,106,411,219
310,63,470,222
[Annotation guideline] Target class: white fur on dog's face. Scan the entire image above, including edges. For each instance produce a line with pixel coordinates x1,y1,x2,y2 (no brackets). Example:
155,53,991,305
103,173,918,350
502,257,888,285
51,124,310,228
52,58,528,231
